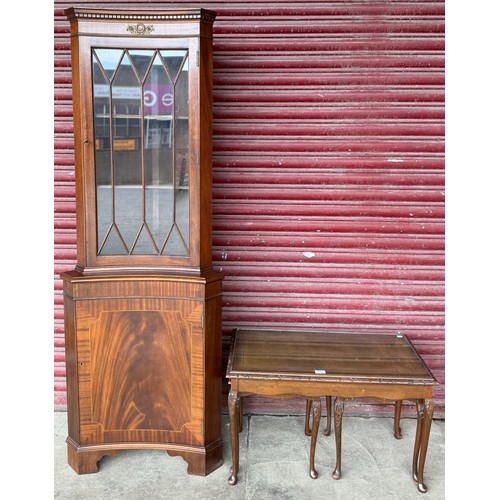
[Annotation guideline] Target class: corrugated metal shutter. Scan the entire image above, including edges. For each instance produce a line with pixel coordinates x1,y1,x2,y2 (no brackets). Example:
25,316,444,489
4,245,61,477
54,1,445,416
54,2,75,407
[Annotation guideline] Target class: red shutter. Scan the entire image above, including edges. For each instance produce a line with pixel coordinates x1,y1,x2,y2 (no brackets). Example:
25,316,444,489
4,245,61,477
54,4,75,406
54,1,445,416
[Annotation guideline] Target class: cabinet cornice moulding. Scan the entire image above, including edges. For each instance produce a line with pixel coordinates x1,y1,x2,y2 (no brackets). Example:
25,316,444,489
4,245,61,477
64,7,217,23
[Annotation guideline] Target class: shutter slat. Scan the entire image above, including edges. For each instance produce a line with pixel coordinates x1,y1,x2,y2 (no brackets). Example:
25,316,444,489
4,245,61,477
54,0,445,417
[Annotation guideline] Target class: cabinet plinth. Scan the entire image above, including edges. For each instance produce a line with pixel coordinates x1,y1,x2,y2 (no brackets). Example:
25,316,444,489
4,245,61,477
62,7,222,476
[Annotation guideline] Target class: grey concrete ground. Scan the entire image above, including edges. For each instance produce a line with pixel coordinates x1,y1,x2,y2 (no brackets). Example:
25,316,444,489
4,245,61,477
54,411,444,499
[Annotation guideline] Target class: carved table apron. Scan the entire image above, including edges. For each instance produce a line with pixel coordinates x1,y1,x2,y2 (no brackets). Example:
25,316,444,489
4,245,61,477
226,329,437,493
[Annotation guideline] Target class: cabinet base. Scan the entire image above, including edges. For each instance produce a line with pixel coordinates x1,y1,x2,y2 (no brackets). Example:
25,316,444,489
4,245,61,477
67,438,223,476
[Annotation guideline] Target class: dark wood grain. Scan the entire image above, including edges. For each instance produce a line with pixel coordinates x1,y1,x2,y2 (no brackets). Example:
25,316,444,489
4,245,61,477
90,310,192,432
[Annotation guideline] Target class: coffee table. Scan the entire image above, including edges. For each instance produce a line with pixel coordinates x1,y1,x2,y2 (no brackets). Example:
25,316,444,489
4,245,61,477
226,329,437,493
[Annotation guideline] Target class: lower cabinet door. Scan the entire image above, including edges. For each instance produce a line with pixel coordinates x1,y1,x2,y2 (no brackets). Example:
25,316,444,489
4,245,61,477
74,298,205,447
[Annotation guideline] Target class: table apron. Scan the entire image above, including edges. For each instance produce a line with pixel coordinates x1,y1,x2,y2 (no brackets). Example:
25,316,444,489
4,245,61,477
229,378,433,400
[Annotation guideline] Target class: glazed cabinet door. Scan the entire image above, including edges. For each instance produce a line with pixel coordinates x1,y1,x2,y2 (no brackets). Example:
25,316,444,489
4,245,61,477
79,37,202,271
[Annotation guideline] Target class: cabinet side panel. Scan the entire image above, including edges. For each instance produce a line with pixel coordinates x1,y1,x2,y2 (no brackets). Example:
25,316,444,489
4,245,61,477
204,290,222,444
199,34,214,268
68,31,87,267
63,288,80,441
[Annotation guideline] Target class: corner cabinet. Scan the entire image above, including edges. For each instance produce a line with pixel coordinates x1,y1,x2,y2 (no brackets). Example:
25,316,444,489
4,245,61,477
61,8,223,476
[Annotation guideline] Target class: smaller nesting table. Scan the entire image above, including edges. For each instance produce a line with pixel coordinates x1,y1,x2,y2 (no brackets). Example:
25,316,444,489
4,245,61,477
226,329,437,493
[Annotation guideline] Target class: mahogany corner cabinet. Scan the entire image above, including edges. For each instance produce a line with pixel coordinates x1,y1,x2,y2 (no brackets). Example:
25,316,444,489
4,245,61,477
61,7,223,476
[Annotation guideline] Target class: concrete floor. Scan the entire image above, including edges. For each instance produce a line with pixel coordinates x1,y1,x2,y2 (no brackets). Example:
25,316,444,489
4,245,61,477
54,411,445,499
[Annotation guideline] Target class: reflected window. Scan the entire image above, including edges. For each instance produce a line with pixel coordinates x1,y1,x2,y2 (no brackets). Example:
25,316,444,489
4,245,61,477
92,48,190,257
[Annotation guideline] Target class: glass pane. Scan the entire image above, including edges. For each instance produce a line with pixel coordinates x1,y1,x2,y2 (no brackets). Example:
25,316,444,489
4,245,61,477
92,48,190,258
93,50,127,255
94,48,123,80
128,49,155,82
160,50,187,83
144,52,174,251
172,56,190,255
100,225,127,255
111,51,148,254
132,224,159,254
163,226,188,256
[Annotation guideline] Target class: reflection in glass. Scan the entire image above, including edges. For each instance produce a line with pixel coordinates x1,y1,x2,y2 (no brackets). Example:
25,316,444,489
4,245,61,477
144,51,173,253
92,48,190,257
174,56,190,252
112,51,146,253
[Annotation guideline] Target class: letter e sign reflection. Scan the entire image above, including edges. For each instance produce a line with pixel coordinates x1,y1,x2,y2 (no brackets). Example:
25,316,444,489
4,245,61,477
143,84,174,115
162,92,174,108
144,90,157,107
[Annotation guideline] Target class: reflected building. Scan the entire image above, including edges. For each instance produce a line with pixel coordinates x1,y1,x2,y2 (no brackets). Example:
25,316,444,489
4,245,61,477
92,49,190,256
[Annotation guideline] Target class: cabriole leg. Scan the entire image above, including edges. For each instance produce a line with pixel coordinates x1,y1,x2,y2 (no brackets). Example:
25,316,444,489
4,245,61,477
324,396,332,436
228,390,241,485
413,399,424,483
332,396,344,480
394,400,403,439
239,398,243,433
309,398,321,479
305,399,312,436
413,398,434,492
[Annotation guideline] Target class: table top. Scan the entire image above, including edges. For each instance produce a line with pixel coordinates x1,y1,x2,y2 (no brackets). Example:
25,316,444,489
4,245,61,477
226,329,436,386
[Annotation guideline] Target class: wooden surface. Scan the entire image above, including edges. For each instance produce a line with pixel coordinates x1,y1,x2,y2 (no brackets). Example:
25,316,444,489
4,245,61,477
62,7,223,477
63,271,223,475
227,329,435,385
